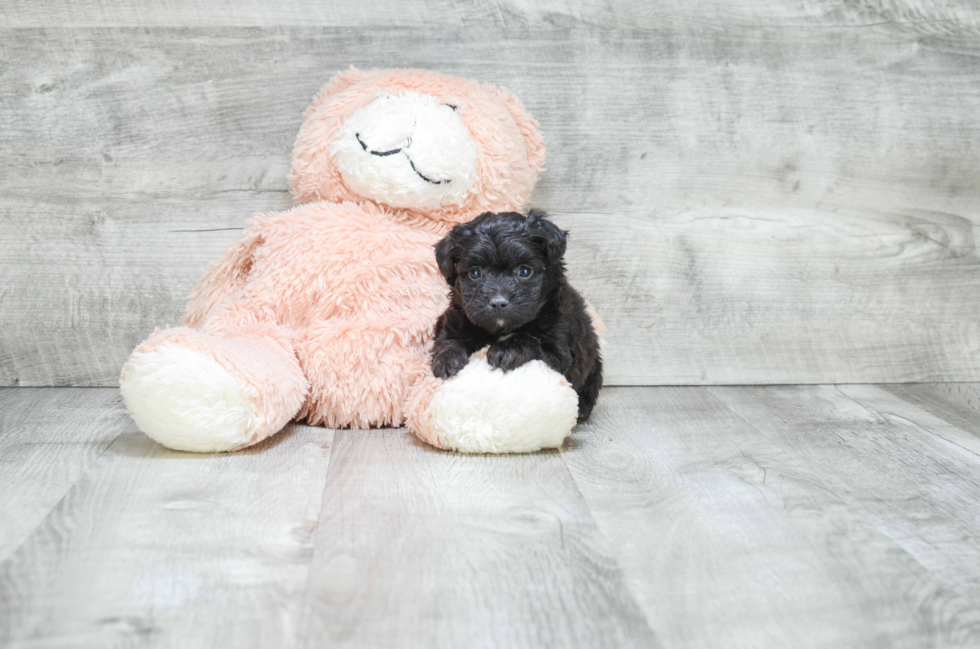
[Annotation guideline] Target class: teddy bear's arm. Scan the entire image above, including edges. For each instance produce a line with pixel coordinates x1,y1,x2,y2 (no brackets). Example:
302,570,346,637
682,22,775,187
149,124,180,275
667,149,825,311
583,300,606,339
183,222,267,329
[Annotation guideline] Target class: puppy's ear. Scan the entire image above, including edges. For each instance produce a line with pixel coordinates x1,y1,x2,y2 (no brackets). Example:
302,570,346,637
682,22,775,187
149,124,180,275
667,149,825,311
526,208,567,264
435,226,463,284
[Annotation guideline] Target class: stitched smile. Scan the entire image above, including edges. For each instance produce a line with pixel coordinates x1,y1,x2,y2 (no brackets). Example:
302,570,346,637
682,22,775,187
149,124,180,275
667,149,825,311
355,132,451,186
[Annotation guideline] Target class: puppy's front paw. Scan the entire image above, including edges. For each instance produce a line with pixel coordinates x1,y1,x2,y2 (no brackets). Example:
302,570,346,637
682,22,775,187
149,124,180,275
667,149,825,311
432,344,469,379
487,337,540,372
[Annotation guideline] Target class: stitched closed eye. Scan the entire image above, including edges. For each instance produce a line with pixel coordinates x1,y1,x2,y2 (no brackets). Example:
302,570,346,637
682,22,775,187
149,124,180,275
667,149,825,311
355,132,403,157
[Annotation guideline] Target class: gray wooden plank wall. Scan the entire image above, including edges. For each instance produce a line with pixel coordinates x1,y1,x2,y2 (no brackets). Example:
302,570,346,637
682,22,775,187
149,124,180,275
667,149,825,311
2,1,979,387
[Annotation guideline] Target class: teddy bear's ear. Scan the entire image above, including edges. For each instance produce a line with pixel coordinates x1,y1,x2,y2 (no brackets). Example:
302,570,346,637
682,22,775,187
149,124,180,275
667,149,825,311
526,208,567,264
302,67,371,119
486,86,547,182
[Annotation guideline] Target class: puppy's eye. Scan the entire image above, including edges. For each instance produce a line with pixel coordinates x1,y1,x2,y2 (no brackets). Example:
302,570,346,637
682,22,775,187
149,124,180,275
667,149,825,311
468,268,483,280
516,265,533,278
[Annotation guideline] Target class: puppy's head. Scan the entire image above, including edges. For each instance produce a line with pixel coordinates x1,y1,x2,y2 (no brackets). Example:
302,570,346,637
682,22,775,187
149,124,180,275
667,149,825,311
435,209,567,334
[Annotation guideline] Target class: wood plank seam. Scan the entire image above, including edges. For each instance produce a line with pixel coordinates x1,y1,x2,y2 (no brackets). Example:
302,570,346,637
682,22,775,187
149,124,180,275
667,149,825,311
704,384,980,624
837,384,980,460
296,425,342,649
0,432,122,564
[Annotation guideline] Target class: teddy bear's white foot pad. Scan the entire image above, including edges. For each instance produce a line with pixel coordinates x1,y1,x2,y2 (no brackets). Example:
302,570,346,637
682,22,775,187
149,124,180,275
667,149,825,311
426,355,579,453
120,343,258,453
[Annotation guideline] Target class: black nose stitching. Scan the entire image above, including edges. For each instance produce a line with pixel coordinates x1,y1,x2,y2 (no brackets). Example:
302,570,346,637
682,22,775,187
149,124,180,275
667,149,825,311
355,132,403,157
355,132,452,186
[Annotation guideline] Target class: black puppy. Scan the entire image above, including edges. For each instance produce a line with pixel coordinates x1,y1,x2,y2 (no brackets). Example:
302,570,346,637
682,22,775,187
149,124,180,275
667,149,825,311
431,209,603,420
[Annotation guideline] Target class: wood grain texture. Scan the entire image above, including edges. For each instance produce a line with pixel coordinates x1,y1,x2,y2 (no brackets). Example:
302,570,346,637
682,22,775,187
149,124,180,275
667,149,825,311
561,208,980,384
0,193,290,387
0,424,334,648
841,384,980,458
708,384,980,641
561,386,977,648
879,383,980,439
0,388,132,562
4,25,979,214
2,0,978,31
301,428,659,649
5,386,980,646
2,3,980,386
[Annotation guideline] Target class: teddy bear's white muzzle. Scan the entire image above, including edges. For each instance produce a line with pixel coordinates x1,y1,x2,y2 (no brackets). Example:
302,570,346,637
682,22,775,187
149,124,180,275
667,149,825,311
331,92,479,210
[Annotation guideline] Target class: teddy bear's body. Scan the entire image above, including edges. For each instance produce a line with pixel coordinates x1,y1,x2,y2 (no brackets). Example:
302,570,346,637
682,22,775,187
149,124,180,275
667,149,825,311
185,201,451,430
121,68,589,454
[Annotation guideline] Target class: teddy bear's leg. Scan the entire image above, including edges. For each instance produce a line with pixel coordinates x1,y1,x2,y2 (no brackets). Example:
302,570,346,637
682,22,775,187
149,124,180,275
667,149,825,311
294,319,429,429
405,348,580,454
120,325,307,453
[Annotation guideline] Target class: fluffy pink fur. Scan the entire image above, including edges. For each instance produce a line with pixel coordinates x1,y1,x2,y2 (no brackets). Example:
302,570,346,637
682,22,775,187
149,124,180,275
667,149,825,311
122,68,546,449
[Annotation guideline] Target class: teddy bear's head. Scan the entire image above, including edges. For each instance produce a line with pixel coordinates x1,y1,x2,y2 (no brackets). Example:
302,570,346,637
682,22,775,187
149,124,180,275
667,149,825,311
288,68,546,223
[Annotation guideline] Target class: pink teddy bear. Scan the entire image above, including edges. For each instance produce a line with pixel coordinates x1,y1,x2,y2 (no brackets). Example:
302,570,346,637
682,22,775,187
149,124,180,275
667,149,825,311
120,68,590,453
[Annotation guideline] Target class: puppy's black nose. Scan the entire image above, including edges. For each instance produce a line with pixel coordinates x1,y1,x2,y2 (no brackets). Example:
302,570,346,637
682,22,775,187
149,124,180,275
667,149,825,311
489,295,510,310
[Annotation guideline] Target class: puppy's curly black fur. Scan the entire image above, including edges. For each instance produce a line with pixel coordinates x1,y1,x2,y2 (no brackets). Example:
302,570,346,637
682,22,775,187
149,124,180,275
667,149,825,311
431,209,603,420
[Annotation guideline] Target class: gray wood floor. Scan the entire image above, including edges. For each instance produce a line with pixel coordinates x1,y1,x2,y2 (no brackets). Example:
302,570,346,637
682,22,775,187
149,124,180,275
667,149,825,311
3,385,980,647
